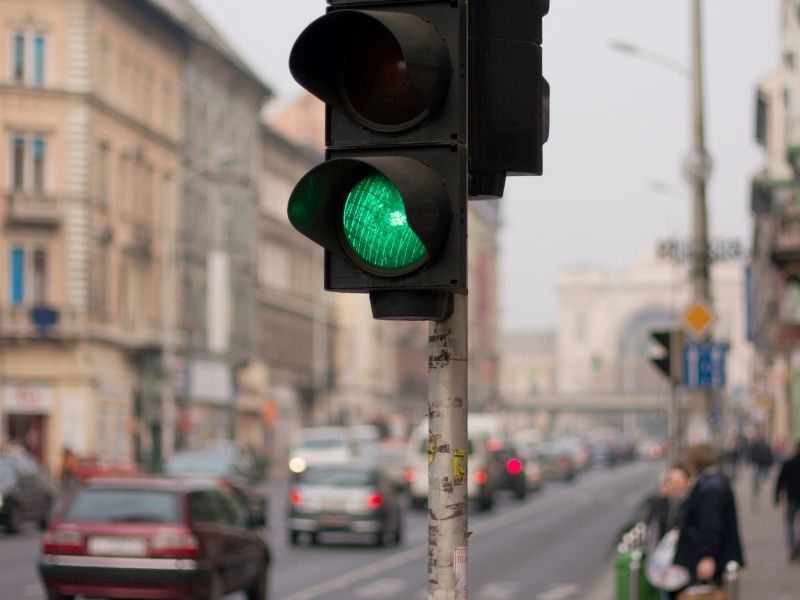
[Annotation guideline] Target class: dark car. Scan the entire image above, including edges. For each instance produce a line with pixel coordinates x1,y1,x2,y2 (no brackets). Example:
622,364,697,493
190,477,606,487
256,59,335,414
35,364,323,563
165,444,269,527
288,462,403,547
0,449,53,533
39,477,270,600
485,439,527,500
536,442,577,482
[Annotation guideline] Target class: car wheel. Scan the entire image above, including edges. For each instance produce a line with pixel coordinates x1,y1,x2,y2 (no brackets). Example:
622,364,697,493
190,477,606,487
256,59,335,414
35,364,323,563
46,593,75,600
38,498,52,530
246,559,269,600
515,485,527,501
410,497,426,511
477,497,493,512
309,532,320,546
4,503,22,534
289,530,300,546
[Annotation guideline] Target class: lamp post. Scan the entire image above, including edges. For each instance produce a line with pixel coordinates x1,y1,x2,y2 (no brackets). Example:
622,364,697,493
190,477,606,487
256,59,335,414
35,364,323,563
610,0,715,449
161,148,236,461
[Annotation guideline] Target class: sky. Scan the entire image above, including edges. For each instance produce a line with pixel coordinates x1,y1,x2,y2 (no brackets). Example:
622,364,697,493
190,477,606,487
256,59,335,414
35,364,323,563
193,0,781,333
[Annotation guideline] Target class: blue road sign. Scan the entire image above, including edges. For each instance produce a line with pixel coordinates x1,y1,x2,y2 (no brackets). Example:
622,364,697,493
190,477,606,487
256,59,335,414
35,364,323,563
683,342,728,390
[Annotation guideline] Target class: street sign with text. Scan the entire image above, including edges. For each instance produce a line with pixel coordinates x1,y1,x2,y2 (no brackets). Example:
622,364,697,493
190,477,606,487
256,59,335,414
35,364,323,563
683,342,728,389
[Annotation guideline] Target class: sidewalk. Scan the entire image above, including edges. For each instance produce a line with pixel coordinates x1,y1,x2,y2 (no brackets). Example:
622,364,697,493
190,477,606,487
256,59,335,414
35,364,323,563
585,466,799,599
734,467,798,599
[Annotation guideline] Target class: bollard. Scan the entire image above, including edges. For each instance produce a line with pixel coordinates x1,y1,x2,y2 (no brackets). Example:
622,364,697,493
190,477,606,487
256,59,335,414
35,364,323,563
629,550,642,600
724,561,740,600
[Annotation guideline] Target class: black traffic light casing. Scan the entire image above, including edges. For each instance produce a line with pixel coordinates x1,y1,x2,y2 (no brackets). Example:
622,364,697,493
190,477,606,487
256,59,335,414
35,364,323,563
287,0,467,320
649,329,685,384
469,0,549,198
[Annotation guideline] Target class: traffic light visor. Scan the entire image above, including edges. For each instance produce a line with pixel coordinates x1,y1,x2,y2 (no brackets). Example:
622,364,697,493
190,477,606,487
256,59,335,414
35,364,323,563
289,10,451,132
288,156,452,277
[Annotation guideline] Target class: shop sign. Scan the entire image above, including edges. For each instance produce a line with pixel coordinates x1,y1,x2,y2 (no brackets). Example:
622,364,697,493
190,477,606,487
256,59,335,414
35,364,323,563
3,384,54,414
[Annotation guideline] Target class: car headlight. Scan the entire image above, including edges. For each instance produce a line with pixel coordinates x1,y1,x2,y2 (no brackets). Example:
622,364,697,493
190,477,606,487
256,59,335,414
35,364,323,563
288,457,307,474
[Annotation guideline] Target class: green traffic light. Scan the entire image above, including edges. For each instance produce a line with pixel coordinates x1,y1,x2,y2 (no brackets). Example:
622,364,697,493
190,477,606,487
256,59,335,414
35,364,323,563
342,173,427,274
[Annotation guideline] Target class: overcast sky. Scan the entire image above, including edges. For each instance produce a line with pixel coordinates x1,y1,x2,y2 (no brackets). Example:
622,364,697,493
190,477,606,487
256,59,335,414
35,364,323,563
193,0,781,333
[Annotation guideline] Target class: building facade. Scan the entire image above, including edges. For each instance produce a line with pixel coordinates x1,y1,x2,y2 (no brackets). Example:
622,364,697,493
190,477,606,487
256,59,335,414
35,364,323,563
0,0,183,469
749,0,800,446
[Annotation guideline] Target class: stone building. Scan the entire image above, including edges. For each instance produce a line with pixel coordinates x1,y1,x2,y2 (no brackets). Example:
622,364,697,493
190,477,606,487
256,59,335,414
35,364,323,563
0,0,183,469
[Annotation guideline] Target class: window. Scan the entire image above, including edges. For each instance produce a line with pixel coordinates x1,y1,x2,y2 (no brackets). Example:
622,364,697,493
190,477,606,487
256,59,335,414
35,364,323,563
8,245,49,306
10,247,24,305
12,33,24,82
9,134,47,192
9,30,47,86
32,248,47,303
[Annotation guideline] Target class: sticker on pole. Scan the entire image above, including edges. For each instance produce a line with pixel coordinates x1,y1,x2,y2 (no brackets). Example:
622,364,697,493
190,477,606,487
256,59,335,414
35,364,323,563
454,546,468,598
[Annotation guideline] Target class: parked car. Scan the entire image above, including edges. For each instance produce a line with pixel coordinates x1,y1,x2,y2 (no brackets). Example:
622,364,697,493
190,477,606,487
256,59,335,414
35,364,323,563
287,462,403,547
39,476,270,600
535,441,576,482
0,448,54,533
164,446,269,528
485,439,527,500
404,422,496,511
288,427,355,473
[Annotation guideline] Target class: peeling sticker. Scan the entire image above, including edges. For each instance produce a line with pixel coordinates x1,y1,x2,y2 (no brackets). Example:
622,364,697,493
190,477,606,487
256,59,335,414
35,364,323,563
441,501,466,521
454,547,467,597
441,477,453,494
429,349,451,369
453,448,465,485
438,444,451,454
428,433,439,464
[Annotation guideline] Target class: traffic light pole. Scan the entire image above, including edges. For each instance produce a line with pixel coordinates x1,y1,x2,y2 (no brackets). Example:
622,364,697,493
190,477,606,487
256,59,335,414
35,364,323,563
427,292,469,600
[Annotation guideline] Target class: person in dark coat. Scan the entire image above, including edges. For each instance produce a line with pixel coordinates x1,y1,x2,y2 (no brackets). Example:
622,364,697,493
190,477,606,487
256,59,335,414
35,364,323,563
775,440,800,562
673,443,745,589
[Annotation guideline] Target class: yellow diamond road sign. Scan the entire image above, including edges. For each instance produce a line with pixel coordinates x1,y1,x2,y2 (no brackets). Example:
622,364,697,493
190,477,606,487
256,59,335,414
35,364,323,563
683,301,714,337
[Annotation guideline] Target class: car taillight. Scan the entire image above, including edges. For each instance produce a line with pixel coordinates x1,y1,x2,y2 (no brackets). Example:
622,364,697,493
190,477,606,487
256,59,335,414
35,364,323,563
150,532,199,559
42,530,84,555
365,494,383,509
289,490,303,506
506,458,523,475
474,470,488,485
403,468,416,482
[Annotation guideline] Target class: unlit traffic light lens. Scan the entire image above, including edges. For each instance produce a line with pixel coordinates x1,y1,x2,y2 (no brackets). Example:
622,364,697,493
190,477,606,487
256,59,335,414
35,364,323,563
342,173,427,274
341,26,428,131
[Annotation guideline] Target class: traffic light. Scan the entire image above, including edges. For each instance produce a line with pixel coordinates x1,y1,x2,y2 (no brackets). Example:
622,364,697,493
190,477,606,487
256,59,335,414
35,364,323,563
649,329,685,384
287,0,466,321
287,1,547,320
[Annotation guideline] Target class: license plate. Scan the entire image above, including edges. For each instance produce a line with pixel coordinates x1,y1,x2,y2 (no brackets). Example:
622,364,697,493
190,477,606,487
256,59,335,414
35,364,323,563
88,536,147,557
320,514,347,526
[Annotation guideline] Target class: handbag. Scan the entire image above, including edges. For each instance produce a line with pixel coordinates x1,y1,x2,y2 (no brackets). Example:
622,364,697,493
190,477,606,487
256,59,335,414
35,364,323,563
644,529,691,591
676,584,728,600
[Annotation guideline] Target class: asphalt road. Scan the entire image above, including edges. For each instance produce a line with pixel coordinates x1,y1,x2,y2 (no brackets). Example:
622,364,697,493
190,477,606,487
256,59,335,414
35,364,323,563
0,460,661,600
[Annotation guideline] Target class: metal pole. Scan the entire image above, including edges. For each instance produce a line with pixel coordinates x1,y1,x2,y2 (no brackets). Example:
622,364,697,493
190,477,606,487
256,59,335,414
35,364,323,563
689,0,714,439
428,292,469,600
668,380,681,464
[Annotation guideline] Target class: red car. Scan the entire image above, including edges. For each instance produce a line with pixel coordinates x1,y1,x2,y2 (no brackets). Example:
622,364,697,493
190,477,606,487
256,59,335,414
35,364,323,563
39,477,270,600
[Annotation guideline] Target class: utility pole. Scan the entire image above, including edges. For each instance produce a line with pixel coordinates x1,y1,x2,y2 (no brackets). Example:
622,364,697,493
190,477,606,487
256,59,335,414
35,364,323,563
687,0,714,440
428,293,469,599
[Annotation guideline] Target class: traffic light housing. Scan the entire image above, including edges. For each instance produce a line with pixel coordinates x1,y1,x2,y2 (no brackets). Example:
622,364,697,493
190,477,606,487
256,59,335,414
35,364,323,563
288,0,467,321
287,0,547,319
649,329,685,384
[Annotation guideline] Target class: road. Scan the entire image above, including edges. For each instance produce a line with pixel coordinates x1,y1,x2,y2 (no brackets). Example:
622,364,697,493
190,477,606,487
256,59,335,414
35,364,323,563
0,460,661,600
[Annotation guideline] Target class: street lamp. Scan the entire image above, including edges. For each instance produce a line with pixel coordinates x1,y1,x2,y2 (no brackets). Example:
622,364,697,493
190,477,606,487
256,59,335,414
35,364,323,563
610,0,715,450
161,148,237,461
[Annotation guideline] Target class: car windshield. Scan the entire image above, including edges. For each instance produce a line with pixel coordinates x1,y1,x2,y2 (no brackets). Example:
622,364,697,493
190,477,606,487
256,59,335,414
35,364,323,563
300,467,376,487
165,452,232,476
0,460,17,484
65,488,180,523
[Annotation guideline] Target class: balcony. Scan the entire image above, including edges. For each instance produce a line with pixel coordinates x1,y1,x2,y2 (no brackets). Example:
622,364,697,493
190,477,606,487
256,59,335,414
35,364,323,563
0,304,84,340
771,201,800,277
5,191,61,227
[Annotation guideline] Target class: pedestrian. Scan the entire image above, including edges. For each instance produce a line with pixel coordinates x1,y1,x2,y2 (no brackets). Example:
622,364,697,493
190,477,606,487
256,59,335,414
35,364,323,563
749,433,774,505
59,446,78,492
774,440,800,563
673,443,745,596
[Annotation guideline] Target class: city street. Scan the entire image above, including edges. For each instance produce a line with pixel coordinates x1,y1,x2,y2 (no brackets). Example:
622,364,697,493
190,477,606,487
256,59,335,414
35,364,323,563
0,461,660,600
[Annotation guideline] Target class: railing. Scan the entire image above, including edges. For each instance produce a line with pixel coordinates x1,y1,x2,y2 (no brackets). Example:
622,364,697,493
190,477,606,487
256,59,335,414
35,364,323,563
5,190,62,226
